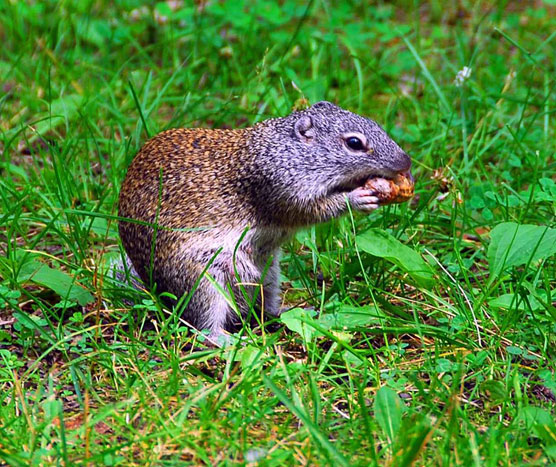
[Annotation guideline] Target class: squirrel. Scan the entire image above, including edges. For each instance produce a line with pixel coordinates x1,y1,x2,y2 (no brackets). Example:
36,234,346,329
118,101,412,341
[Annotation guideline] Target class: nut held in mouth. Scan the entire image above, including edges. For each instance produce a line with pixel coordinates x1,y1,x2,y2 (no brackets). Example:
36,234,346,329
364,173,415,205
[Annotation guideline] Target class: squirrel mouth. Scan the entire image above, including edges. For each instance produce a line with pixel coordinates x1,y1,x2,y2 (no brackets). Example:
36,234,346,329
329,176,370,194
328,170,413,195
328,172,381,195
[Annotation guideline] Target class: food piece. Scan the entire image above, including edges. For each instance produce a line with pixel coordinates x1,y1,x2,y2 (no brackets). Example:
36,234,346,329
364,173,414,205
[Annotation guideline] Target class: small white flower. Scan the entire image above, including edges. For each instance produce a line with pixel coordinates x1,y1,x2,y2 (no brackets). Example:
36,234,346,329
154,9,169,25
454,66,472,87
167,0,183,11
245,448,267,462
129,6,149,21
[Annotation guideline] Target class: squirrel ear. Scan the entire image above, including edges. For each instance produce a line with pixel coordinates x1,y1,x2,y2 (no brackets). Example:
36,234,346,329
294,116,315,142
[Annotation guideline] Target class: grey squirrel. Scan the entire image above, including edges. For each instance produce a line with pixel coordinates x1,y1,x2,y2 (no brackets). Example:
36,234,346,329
118,101,412,340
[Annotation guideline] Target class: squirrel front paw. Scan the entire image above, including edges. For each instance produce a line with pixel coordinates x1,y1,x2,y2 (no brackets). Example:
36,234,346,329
346,187,381,212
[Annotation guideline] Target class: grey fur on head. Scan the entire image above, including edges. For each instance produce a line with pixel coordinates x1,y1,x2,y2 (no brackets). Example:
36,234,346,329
249,101,411,220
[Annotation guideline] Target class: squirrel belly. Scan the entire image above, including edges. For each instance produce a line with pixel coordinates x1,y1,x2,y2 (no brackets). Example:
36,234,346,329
118,101,412,341
117,222,288,337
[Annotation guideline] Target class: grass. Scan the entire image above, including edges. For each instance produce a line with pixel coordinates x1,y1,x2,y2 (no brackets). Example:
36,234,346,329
1,0,555,464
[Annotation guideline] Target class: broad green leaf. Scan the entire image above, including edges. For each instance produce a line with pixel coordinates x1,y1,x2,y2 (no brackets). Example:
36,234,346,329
488,293,542,311
342,350,366,368
435,358,458,373
281,305,383,342
233,345,265,369
280,308,317,343
374,386,404,443
356,228,435,288
516,407,554,439
488,223,556,276
17,259,94,306
506,346,523,355
321,304,386,329
480,380,507,404
14,312,48,330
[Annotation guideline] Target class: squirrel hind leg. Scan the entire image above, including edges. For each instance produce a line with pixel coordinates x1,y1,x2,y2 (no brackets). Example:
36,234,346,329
261,251,282,317
185,260,244,338
201,281,237,333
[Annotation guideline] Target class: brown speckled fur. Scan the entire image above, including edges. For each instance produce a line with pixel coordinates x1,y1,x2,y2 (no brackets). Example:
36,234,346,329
118,101,411,339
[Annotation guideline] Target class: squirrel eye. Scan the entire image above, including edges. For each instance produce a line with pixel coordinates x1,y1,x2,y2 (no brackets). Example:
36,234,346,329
345,136,365,151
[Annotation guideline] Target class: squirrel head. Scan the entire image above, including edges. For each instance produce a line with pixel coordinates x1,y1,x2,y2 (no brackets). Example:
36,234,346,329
255,101,412,201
